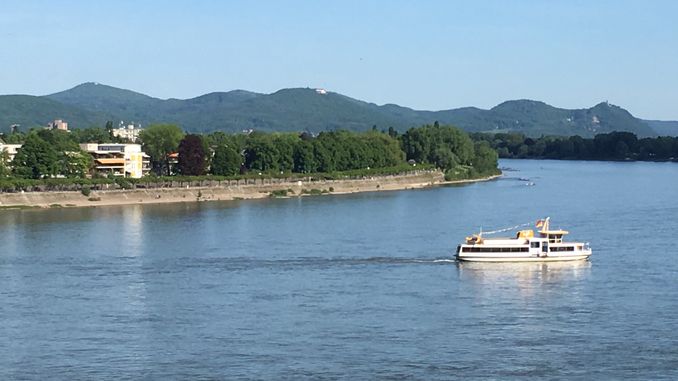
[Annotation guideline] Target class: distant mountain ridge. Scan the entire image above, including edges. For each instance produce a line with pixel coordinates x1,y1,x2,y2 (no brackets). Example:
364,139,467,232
0,82,668,137
642,120,678,137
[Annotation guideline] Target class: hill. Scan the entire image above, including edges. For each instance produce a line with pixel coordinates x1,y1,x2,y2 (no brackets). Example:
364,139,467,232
0,82,664,137
0,94,109,130
643,120,678,137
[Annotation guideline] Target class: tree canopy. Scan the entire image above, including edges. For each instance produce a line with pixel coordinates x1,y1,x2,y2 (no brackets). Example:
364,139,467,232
177,134,208,176
13,133,59,179
139,124,184,175
473,131,678,161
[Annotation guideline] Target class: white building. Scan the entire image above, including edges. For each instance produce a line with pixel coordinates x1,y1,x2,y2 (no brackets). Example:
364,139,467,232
47,119,69,131
0,142,23,161
80,143,151,178
112,123,143,142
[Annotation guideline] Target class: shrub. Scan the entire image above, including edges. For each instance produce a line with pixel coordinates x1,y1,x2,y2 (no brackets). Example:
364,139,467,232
115,178,134,190
81,186,91,196
269,189,288,198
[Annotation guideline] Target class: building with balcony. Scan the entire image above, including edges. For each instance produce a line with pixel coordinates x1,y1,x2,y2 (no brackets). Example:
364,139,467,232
80,143,151,178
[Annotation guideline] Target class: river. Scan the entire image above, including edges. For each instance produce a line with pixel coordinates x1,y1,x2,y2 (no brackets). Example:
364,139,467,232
1,159,677,379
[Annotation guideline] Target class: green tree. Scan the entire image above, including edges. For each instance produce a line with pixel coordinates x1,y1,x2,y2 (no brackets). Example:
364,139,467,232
139,124,184,175
37,129,79,152
211,144,242,176
472,141,499,174
293,140,317,173
3,131,25,144
13,133,59,179
71,127,114,144
0,150,11,178
401,124,474,170
177,134,208,176
58,151,93,178
245,132,280,172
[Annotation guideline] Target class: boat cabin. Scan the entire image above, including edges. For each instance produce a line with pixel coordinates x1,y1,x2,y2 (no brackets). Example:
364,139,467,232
539,229,569,243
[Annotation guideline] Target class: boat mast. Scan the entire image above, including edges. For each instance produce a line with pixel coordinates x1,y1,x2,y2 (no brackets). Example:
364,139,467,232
542,217,550,233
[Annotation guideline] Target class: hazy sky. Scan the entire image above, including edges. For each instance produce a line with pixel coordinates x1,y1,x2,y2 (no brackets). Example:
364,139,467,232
1,0,677,119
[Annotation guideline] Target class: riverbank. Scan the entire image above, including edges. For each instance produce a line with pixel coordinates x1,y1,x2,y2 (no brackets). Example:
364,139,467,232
0,171,501,210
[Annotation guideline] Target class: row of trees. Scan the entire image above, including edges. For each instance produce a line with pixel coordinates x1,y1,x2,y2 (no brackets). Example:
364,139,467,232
140,126,409,177
473,131,678,161
0,130,94,179
1,123,500,180
140,123,498,179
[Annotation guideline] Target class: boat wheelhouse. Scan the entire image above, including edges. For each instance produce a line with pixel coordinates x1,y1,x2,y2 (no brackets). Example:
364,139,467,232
455,217,592,262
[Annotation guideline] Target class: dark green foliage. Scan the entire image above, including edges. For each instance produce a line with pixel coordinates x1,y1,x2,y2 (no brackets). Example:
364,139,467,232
37,129,79,152
13,133,59,179
269,189,288,198
0,151,11,178
70,127,115,143
302,188,324,195
211,144,242,176
177,134,207,176
58,151,93,178
244,132,281,172
472,141,500,175
115,178,134,190
475,131,678,161
2,131,26,144
401,124,474,170
81,185,91,196
244,130,404,174
139,124,184,175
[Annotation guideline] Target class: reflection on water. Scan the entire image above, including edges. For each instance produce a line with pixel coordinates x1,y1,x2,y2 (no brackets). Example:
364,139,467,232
457,260,592,297
120,205,144,256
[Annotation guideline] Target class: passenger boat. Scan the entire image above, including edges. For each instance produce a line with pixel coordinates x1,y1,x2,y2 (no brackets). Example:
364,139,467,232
455,217,591,262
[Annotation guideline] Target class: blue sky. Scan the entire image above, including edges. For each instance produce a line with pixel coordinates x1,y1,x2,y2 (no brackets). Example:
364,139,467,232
1,0,677,119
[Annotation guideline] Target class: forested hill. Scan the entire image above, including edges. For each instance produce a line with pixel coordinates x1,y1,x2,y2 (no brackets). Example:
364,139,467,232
0,82,665,137
642,120,678,137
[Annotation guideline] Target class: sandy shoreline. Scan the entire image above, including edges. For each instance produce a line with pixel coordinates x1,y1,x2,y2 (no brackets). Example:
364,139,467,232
0,171,501,210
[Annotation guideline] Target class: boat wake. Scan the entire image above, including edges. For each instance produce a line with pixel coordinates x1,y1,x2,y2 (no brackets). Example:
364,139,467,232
175,256,457,271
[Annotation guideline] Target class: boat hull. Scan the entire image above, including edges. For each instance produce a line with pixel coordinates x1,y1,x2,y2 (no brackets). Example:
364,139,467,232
456,252,591,263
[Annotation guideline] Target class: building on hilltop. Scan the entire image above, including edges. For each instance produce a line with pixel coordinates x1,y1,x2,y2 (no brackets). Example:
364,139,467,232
112,122,143,142
47,119,69,131
80,143,151,178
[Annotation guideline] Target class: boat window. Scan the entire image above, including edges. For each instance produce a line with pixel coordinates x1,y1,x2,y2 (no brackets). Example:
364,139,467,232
530,241,540,248
462,247,529,253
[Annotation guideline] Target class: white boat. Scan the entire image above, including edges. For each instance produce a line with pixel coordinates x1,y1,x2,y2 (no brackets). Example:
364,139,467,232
455,217,592,262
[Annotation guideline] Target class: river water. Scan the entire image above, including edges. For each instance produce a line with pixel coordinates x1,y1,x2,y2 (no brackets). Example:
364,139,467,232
1,159,677,380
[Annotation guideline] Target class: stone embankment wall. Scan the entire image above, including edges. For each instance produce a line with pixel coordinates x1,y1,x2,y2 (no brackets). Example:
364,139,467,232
0,170,446,208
